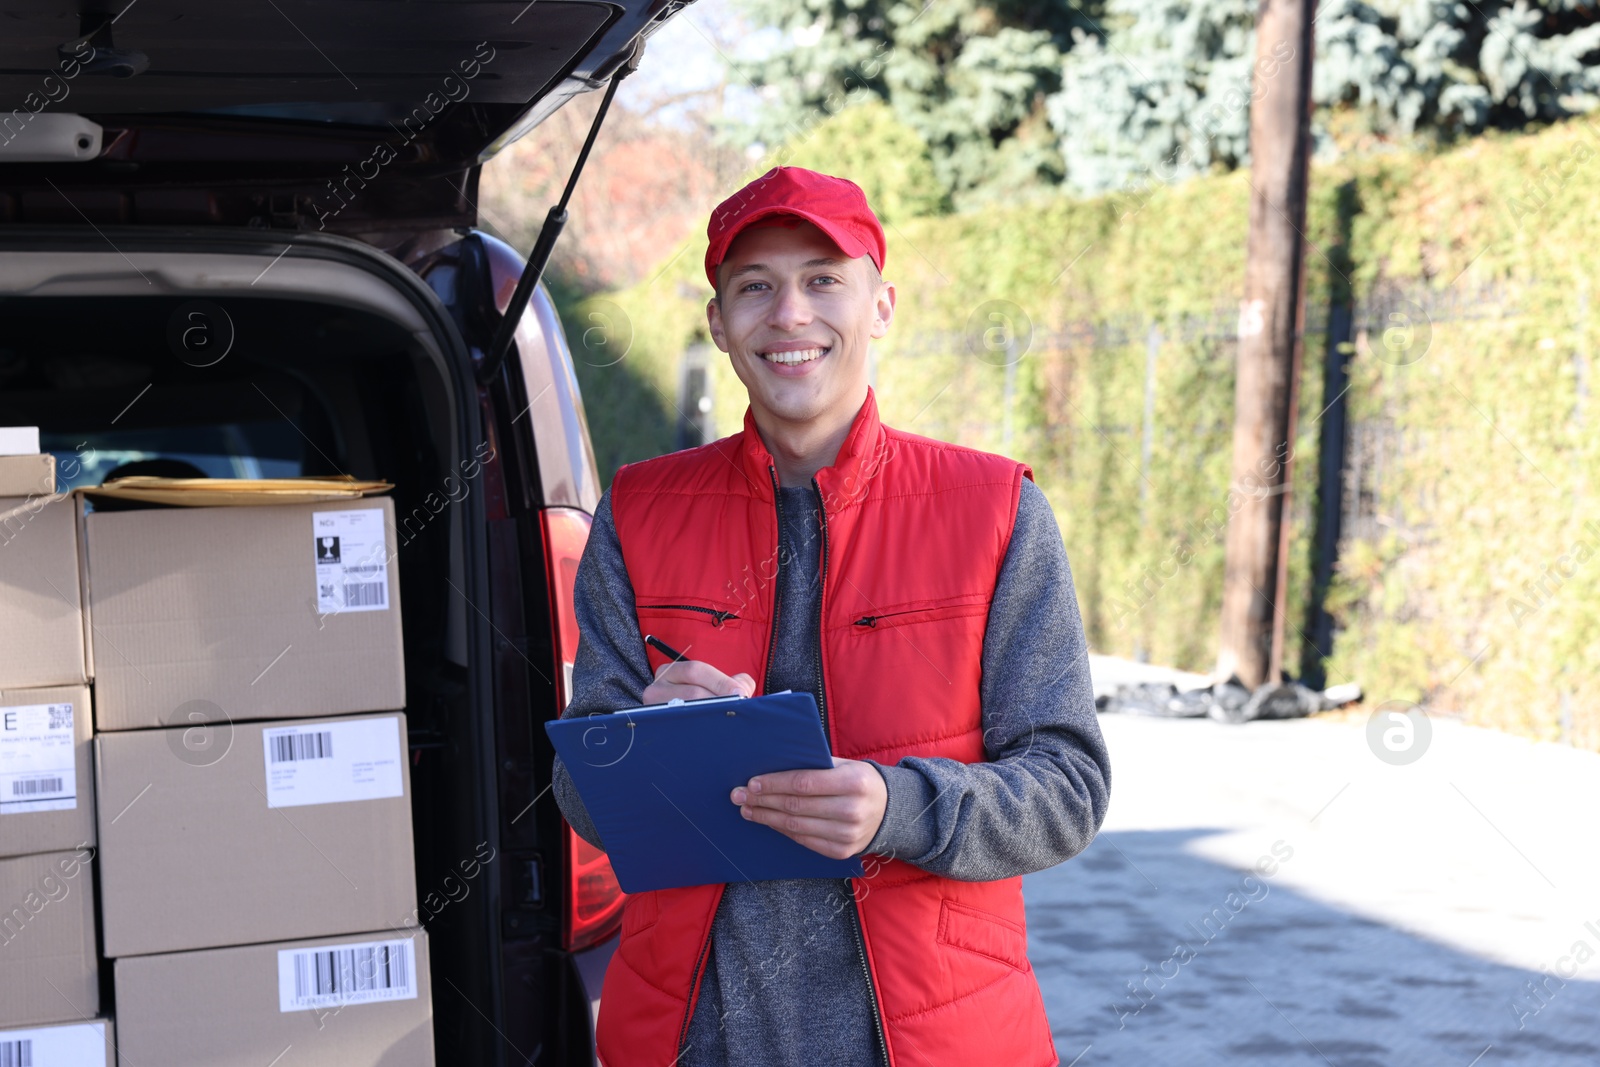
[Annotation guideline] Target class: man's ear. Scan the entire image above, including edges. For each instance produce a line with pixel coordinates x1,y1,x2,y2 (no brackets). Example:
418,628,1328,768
869,280,897,341
706,296,730,353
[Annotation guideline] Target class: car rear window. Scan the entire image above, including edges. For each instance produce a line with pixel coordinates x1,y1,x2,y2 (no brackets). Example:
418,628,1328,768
44,421,305,491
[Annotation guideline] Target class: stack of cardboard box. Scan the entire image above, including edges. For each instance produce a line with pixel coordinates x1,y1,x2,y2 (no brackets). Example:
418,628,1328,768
1,432,433,1066
0,441,115,1065
87,494,434,1066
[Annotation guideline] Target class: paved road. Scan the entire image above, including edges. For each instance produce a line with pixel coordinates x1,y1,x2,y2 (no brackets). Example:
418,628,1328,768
1025,667,1600,1066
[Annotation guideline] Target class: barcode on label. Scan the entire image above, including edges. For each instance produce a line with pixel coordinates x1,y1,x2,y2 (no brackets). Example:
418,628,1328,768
47,704,71,731
11,777,62,797
343,582,386,607
344,563,384,574
280,939,417,1012
270,732,333,764
0,1039,30,1067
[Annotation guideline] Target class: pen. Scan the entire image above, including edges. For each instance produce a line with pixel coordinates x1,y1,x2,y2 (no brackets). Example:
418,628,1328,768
644,634,688,663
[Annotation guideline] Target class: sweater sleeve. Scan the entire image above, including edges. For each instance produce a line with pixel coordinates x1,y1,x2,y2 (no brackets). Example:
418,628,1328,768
859,477,1112,880
550,488,655,850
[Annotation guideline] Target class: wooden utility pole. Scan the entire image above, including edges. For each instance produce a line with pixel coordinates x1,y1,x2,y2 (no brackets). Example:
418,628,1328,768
1217,0,1317,688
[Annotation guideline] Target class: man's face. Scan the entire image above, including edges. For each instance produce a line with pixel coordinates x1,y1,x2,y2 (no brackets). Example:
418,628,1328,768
707,219,894,434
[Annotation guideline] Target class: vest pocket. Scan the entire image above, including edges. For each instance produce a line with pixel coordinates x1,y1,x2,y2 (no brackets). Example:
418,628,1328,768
847,598,988,633
935,899,1030,972
637,602,744,629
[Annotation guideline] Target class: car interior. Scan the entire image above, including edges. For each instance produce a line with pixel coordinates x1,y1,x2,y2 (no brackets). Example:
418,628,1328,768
0,243,584,1058
0,0,675,1055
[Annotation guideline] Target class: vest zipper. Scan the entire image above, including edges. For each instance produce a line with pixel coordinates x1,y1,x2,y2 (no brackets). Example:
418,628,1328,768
638,603,739,626
810,474,830,738
850,898,893,1067
763,465,784,691
812,473,891,1066
851,608,928,628
676,891,721,1059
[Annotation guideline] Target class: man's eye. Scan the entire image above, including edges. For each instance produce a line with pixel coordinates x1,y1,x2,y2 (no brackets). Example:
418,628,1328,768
813,275,839,286
742,281,769,292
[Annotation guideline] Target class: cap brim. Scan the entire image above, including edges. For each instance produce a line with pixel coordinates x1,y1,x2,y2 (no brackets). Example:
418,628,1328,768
710,206,875,286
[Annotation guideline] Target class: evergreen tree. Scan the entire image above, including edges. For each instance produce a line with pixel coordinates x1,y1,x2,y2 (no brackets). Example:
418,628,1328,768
734,0,1104,206
1048,0,1600,195
1048,0,1259,196
737,0,1600,201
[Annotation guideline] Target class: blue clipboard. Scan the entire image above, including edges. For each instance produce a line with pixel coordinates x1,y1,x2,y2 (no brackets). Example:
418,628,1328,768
545,690,865,892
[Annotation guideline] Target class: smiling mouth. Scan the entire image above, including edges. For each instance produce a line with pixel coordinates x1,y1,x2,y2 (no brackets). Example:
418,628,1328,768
759,346,830,365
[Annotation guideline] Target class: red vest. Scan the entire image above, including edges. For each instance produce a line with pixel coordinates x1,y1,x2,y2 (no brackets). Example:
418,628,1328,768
599,387,1058,1066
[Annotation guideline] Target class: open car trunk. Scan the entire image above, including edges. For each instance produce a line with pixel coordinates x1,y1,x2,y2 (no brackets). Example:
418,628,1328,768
0,230,587,1064
0,0,687,232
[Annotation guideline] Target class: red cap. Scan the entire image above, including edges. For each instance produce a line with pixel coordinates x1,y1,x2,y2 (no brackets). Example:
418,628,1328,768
704,166,886,289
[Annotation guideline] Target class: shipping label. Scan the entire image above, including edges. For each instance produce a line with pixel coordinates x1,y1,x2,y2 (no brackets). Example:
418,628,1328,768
262,716,404,809
278,937,418,1013
0,703,76,814
312,508,390,614
0,1020,106,1065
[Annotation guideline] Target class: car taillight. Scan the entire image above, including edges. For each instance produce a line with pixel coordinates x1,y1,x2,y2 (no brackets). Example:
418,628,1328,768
566,832,624,951
541,506,626,952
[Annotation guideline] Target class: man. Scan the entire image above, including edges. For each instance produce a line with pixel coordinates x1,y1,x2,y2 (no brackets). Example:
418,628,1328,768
552,166,1110,1067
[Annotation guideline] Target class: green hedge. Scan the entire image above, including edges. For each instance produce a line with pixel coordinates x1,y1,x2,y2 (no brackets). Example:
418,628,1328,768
565,112,1600,750
1322,121,1600,748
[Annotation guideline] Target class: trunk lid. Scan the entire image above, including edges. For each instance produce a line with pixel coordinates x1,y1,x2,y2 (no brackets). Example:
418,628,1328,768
0,0,685,230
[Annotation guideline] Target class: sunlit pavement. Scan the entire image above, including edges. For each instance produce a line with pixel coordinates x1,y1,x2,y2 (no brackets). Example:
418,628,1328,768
1024,661,1600,1066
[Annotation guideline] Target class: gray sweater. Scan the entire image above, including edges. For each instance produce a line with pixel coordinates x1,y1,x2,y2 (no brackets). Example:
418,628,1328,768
552,475,1110,1066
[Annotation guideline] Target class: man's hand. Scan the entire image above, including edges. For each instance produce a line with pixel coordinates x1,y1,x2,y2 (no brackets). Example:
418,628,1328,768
731,758,887,860
642,658,755,704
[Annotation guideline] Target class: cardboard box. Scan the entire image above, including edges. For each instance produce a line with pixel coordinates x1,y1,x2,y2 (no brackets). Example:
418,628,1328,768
0,496,87,691
0,849,98,1028
84,497,405,731
0,686,95,859
0,1017,114,1067
116,928,433,1067
96,712,417,958
0,454,53,497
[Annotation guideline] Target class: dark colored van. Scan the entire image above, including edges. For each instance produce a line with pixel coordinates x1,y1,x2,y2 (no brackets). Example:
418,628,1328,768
0,3,687,1062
